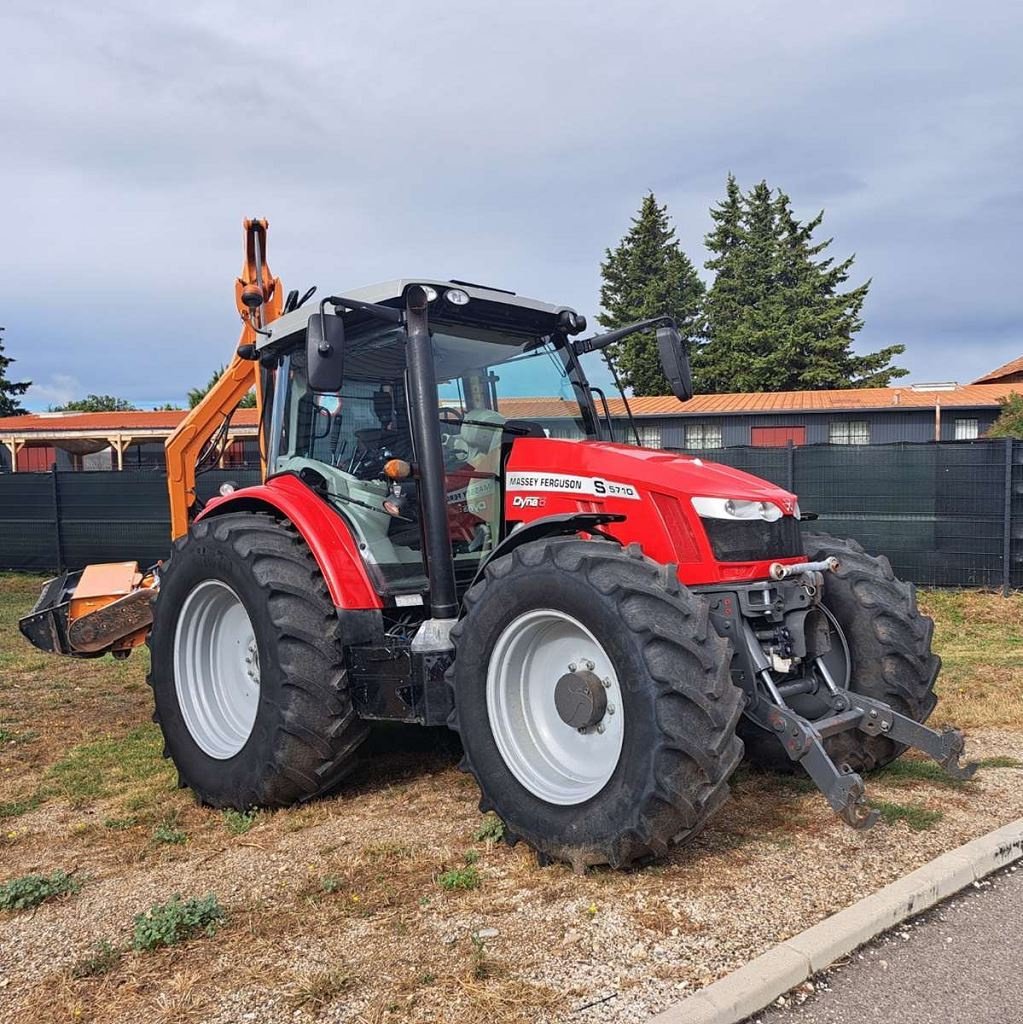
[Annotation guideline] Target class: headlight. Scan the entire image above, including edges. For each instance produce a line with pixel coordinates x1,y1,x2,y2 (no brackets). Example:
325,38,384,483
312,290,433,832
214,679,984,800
691,496,784,522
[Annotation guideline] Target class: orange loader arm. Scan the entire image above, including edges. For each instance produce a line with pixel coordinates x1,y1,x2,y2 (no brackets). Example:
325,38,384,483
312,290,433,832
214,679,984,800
18,219,287,659
165,218,284,538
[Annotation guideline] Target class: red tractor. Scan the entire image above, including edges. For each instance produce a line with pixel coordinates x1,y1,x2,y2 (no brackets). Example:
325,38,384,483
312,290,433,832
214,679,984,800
21,222,974,870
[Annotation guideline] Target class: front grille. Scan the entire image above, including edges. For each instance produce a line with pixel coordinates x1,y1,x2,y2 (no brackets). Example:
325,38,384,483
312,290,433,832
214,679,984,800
702,516,803,563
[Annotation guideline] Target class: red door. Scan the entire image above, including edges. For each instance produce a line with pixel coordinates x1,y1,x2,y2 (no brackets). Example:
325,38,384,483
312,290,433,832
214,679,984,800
750,426,806,447
16,445,56,471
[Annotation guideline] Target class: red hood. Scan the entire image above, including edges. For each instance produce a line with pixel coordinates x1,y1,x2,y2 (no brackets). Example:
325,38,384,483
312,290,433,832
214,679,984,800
503,439,801,585
520,439,798,512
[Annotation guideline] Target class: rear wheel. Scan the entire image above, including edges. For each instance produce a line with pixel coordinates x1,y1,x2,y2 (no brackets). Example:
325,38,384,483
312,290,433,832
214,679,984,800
148,512,369,808
449,537,744,870
739,532,940,773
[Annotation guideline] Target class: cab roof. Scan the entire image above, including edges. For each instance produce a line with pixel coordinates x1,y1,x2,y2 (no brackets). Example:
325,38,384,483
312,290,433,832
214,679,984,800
258,279,579,351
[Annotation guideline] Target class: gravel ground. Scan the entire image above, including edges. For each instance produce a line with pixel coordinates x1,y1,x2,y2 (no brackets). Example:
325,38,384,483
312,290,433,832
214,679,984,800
2,727,1022,1024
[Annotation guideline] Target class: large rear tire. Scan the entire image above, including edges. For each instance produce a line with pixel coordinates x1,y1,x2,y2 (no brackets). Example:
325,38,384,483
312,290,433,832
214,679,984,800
147,513,369,808
448,538,744,870
739,532,940,774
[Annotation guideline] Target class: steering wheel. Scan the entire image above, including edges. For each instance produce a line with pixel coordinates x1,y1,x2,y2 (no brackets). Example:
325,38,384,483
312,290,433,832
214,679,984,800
438,407,464,433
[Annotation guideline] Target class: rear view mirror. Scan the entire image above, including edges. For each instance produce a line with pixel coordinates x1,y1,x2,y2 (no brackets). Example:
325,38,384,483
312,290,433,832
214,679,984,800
306,312,345,393
657,325,693,402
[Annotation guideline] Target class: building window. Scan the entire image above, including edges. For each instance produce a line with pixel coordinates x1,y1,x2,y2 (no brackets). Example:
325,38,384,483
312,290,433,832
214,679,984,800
954,418,979,440
635,422,662,448
685,423,723,449
829,421,870,445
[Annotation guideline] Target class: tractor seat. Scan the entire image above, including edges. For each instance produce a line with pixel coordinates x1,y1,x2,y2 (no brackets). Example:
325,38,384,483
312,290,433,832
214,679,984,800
460,409,506,472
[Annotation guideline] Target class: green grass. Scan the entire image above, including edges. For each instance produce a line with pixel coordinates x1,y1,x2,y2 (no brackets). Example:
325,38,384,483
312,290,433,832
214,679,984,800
131,894,224,951
976,755,1023,769
876,757,971,788
223,809,257,835
153,823,187,845
872,800,944,831
0,870,81,911
0,727,38,744
71,940,122,979
437,865,481,892
472,814,506,842
0,794,42,819
876,754,1023,789
44,725,173,808
103,816,138,831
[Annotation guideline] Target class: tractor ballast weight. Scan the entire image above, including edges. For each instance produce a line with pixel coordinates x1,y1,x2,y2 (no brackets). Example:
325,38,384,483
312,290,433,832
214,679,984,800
20,222,975,869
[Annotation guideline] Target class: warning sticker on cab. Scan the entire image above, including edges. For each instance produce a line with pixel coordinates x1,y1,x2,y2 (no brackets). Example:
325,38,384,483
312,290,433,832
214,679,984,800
505,472,640,500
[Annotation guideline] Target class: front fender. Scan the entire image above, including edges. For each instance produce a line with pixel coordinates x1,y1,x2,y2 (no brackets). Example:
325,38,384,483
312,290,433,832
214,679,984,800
471,512,625,589
196,474,382,610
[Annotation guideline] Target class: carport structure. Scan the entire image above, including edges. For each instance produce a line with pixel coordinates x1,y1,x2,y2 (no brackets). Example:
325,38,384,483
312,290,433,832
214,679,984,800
0,409,260,472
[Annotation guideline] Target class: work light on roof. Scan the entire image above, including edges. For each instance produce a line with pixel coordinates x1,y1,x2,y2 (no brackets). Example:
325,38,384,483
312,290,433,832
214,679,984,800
445,287,470,306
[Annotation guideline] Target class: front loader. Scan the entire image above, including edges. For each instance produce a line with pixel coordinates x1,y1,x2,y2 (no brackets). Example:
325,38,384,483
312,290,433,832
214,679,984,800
20,221,975,869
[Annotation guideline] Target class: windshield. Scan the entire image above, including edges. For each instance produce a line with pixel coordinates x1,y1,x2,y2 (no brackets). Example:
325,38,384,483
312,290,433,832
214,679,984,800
270,319,591,595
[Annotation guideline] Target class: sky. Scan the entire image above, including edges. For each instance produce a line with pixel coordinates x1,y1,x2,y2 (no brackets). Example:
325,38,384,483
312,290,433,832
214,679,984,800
1,0,1021,410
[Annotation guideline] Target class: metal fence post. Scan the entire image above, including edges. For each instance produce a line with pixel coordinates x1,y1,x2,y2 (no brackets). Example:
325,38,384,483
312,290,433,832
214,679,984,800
786,441,795,493
1003,437,1013,597
51,467,66,573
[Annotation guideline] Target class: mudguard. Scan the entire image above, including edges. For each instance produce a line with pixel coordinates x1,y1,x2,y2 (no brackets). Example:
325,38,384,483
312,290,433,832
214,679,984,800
196,473,382,610
471,512,625,588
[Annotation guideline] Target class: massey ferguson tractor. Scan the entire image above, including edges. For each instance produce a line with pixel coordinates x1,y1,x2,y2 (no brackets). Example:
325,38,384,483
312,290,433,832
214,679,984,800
20,220,975,870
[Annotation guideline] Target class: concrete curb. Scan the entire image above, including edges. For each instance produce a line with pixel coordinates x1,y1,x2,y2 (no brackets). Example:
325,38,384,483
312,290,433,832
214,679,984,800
647,817,1023,1024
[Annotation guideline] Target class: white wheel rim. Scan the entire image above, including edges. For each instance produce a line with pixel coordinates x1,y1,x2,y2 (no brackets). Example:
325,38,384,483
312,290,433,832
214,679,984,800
486,609,625,805
174,580,260,759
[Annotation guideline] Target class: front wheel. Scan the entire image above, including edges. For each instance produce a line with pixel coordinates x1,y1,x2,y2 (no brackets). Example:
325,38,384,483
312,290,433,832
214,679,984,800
147,512,368,808
448,538,744,870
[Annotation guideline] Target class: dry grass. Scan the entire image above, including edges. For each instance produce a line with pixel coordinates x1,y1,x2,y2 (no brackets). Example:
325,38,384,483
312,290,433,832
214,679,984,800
2,572,1022,1023
920,588,1023,729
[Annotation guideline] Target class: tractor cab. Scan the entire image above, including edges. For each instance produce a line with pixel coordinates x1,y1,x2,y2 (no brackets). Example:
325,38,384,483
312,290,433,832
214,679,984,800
253,280,605,601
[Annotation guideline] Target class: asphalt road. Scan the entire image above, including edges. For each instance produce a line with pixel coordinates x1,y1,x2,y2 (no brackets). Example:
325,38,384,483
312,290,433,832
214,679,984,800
750,863,1023,1024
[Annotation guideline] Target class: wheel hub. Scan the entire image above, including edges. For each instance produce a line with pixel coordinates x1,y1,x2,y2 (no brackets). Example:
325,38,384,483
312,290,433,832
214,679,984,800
173,579,260,760
554,670,608,730
485,608,625,805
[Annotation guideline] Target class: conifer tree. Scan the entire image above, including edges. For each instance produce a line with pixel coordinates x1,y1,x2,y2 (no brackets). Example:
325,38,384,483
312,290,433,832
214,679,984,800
697,177,906,393
0,328,31,417
598,194,705,395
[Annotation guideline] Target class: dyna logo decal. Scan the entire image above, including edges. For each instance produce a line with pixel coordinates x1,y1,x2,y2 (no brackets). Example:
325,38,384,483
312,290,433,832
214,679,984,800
506,472,641,500
511,495,546,509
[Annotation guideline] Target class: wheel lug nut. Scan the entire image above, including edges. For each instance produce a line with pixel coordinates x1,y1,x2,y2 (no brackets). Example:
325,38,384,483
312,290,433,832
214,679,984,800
577,726,587,735
602,678,611,689
607,704,615,716
596,723,605,734
584,659,595,671
568,663,577,673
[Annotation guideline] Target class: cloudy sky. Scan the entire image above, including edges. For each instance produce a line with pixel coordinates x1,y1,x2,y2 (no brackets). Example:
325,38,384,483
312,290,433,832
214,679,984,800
1,1,1020,409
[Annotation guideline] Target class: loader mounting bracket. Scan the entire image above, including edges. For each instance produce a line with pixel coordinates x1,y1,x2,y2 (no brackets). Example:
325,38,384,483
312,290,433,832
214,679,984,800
844,693,978,781
745,700,879,828
748,690,978,830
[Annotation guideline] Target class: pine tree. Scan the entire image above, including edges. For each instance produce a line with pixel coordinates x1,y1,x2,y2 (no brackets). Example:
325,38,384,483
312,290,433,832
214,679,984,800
0,327,31,417
697,177,907,393
598,193,705,395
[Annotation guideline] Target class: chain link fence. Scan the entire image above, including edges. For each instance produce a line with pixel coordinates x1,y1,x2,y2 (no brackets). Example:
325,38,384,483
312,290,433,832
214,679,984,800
1,442,1020,589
